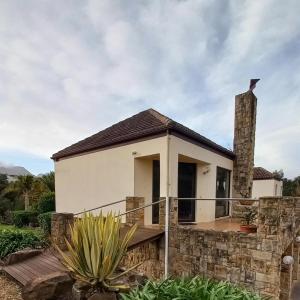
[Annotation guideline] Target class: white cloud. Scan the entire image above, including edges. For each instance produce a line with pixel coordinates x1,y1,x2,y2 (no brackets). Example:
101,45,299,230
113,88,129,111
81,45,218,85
0,0,299,177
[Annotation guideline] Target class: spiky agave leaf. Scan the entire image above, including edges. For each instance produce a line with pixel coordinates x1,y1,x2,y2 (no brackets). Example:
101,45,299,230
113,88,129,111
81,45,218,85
55,211,139,289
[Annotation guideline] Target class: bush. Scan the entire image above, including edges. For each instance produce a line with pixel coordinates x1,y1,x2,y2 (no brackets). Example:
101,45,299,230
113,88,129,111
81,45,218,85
121,277,263,300
38,212,52,235
12,210,38,228
0,229,45,259
38,192,55,214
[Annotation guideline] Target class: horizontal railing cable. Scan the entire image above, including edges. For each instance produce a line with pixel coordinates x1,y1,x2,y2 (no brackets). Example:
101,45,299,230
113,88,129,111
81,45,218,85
118,198,166,217
175,198,258,201
74,198,127,216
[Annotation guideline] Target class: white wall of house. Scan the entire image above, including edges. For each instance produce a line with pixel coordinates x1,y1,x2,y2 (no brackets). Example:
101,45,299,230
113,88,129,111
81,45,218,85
168,135,234,222
55,136,167,217
55,134,234,224
252,179,283,198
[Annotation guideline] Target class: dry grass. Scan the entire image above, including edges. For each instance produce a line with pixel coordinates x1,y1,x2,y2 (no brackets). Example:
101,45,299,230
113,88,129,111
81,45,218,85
0,274,22,300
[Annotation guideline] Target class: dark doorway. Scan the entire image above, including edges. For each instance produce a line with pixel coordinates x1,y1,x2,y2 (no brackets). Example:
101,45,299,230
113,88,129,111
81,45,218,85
152,160,160,224
178,162,196,222
215,166,231,218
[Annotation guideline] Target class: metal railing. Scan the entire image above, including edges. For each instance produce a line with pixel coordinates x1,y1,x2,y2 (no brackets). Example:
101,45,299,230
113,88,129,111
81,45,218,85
73,196,258,279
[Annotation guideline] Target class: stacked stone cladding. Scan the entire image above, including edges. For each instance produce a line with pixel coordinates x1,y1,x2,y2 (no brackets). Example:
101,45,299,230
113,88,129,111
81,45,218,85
233,91,257,198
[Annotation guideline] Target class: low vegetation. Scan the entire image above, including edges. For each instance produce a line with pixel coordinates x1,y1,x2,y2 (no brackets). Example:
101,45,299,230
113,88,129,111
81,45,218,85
0,228,46,259
121,277,263,300
38,212,52,235
11,210,38,228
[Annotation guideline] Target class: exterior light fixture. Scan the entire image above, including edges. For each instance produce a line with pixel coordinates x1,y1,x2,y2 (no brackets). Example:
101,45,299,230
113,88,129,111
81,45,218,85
132,151,137,156
282,256,294,265
296,236,300,243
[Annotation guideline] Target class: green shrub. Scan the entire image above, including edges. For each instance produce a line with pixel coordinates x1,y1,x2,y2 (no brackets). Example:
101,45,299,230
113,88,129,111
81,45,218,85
38,212,52,235
0,229,45,259
12,210,38,228
38,192,55,214
121,277,263,300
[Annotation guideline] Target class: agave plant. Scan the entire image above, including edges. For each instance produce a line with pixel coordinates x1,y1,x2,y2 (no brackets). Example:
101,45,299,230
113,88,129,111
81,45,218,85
55,211,139,290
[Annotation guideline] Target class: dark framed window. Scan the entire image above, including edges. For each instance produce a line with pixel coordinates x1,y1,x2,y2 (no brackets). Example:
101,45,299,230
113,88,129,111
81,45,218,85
178,162,196,223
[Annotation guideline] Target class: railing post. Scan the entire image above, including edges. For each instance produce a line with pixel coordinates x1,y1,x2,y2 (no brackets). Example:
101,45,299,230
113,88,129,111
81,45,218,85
164,196,169,279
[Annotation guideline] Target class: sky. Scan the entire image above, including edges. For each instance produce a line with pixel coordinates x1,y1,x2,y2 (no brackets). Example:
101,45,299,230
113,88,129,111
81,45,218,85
0,0,299,178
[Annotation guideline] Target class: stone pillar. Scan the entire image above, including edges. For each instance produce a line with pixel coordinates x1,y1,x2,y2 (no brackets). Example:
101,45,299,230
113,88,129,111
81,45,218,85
126,197,145,225
51,213,74,251
233,90,257,198
158,197,178,228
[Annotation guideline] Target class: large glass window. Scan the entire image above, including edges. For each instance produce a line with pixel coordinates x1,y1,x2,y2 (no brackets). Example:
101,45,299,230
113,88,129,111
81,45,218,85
215,167,231,218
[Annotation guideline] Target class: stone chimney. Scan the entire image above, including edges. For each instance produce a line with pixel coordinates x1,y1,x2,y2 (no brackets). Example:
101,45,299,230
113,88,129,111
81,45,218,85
233,80,259,198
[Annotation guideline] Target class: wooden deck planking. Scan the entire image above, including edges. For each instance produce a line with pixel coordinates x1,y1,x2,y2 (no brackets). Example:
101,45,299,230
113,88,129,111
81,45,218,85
3,226,164,286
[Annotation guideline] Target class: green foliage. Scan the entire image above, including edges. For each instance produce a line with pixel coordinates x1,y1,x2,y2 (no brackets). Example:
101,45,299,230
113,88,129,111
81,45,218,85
37,191,55,213
40,172,55,192
38,212,52,235
0,174,8,193
0,229,45,259
12,210,38,228
241,207,257,225
121,277,263,300
56,212,139,290
283,176,300,196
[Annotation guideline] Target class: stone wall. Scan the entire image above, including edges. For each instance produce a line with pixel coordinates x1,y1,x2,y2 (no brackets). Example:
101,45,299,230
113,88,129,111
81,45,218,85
121,239,164,280
165,197,300,300
126,197,145,225
233,91,257,198
169,227,281,298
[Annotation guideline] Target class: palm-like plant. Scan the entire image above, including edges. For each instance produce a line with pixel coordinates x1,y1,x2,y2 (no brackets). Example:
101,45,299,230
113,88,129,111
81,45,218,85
11,175,34,210
56,212,139,291
40,171,55,192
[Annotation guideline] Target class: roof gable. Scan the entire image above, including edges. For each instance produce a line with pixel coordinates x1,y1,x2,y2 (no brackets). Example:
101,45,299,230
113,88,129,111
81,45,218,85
52,109,235,160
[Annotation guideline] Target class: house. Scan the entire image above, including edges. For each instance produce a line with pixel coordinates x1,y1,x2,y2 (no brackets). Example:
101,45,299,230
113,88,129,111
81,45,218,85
0,165,31,182
252,166,283,198
52,84,258,225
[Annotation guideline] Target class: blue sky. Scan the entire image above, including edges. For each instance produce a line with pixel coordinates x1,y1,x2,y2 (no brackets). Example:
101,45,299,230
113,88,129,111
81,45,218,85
0,0,299,178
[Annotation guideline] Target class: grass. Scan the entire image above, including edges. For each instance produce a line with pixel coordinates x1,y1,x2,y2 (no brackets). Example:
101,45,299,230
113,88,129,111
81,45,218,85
0,223,42,234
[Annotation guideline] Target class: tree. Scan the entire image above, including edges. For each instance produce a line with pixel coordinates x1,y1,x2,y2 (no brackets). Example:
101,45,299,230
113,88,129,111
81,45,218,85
11,175,35,210
282,176,300,197
40,171,55,192
273,169,284,180
0,174,8,193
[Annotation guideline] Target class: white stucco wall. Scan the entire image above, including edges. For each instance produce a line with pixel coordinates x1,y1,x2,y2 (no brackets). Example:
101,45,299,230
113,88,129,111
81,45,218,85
55,134,234,224
55,136,167,216
252,179,283,198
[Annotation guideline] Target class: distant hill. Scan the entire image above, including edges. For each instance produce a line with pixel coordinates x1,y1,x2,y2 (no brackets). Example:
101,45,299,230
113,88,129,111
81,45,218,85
0,165,32,176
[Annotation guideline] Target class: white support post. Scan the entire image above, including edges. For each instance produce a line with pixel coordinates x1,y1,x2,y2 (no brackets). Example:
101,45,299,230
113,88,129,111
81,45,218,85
164,196,169,279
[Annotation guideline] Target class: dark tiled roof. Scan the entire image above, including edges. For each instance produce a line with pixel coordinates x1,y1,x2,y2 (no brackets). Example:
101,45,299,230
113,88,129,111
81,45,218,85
253,167,276,180
52,109,235,160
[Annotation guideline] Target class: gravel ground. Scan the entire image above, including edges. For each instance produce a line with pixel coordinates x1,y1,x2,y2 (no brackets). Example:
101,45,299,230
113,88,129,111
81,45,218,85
0,274,22,300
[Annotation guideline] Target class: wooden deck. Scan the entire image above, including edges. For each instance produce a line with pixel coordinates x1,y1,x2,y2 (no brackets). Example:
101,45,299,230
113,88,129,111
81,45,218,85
3,226,164,286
